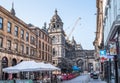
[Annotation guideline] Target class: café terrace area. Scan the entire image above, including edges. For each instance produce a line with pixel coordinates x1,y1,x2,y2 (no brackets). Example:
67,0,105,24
1,61,60,83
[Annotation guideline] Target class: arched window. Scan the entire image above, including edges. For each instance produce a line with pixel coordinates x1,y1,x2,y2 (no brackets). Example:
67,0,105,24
2,57,8,80
12,58,17,66
12,58,17,78
52,36,56,43
2,57,8,68
57,25,59,28
53,24,55,28
53,48,56,56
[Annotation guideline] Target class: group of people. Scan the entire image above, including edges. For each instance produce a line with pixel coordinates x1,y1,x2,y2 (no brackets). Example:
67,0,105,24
6,73,63,83
43,74,62,83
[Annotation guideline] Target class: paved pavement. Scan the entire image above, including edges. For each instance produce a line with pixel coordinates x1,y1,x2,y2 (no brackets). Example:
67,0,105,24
62,74,90,83
88,78,107,83
62,74,107,83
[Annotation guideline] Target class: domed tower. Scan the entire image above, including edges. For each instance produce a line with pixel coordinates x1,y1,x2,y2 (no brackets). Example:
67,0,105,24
48,9,66,66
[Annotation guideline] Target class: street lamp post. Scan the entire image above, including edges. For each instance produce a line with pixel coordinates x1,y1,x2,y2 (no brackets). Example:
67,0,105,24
84,57,86,71
85,60,86,71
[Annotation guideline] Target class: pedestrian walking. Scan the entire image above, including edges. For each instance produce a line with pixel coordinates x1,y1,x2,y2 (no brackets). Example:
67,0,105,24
52,75,57,83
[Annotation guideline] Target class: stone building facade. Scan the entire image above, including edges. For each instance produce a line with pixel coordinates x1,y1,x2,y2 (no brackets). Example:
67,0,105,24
66,48,95,72
65,36,94,72
65,37,79,59
0,5,52,79
47,10,85,69
93,0,103,73
48,10,66,66
93,0,104,60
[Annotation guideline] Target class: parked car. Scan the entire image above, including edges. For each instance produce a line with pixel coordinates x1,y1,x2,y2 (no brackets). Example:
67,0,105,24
93,73,98,79
90,72,94,78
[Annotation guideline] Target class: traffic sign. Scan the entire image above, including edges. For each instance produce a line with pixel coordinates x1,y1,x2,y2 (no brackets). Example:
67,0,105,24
100,57,106,63
99,50,107,58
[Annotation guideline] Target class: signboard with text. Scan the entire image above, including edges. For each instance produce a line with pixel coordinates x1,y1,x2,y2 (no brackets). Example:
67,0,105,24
109,42,117,55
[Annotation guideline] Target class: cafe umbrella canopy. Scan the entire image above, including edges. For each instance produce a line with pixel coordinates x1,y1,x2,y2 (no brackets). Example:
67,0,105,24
3,61,42,73
36,63,61,71
3,61,60,73
2,66,20,73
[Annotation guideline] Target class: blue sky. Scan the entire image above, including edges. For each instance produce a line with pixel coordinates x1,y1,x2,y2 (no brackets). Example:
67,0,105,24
0,0,96,50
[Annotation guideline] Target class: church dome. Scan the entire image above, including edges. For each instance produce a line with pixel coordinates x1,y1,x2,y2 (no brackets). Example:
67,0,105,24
51,9,62,22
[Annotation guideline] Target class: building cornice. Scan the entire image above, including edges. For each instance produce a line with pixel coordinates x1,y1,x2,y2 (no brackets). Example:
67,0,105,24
0,6,28,29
